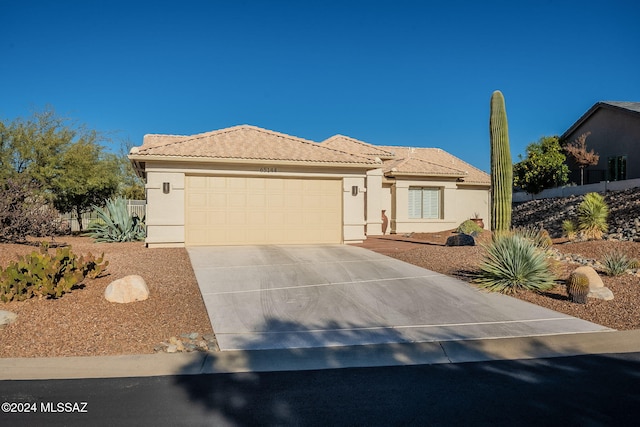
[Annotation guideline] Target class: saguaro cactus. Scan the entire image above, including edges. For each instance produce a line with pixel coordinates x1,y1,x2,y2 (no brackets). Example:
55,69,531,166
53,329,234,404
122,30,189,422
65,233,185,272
489,90,513,232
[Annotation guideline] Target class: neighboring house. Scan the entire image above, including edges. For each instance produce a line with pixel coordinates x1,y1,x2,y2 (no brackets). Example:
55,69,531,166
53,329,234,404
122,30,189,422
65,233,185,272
561,101,640,185
129,125,490,247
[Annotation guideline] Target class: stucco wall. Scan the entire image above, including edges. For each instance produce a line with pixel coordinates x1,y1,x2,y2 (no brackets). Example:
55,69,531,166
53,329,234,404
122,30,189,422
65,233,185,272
390,179,490,234
563,107,640,184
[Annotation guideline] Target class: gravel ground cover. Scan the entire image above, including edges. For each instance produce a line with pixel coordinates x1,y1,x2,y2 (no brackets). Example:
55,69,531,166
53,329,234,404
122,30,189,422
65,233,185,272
0,237,213,358
1,231,638,358
376,231,640,331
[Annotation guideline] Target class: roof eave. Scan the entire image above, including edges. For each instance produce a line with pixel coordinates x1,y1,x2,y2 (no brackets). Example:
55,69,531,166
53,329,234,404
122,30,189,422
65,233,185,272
384,171,467,179
127,154,378,169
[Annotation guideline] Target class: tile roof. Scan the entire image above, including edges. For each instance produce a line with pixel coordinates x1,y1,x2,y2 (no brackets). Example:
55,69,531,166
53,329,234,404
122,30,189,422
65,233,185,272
321,135,396,159
130,125,379,166
129,124,489,183
378,146,490,184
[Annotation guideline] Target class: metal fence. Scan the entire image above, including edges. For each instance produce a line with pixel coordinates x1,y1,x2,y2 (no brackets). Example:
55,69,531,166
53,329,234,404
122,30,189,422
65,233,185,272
60,200,146,232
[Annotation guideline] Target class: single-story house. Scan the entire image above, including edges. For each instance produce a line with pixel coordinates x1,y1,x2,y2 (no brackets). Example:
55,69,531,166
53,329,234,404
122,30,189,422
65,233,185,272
561,101,640,184
129,125,490,247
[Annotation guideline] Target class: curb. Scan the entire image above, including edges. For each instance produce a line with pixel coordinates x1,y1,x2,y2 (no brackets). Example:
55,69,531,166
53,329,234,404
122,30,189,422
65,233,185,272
1,330,639,380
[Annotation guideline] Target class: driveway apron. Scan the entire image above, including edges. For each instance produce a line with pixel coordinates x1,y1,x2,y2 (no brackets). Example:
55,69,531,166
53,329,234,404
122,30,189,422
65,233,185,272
187,245,611,351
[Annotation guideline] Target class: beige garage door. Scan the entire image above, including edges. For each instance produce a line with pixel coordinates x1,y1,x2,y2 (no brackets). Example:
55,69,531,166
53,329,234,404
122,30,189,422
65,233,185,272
185,176,342,245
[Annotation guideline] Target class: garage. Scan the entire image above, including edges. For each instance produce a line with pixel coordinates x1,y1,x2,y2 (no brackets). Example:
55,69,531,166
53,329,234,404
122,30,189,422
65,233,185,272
185,175,342,245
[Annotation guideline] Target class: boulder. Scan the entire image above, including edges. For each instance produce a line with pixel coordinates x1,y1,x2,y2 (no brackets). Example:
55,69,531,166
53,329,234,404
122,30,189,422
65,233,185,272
588,287,614,301
445,234,476,247
104,275,149,303
571,266,604,289
570,266,613,300
0,310,17,329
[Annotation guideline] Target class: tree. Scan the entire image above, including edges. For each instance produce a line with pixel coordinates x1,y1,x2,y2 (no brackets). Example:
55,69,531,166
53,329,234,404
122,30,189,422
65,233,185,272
564,132,599,185
0,108,123,231
116,139,145,200
513,136,569,194
50,139,120,231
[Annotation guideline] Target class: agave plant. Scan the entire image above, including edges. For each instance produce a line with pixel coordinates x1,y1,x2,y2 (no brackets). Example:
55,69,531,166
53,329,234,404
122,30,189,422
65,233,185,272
602,250,638,276
85,197,146,242
474,231,557,294
577,192,608,240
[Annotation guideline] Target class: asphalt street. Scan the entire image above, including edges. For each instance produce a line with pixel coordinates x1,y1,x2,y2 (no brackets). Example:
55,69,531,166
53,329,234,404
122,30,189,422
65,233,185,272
2,352,639,426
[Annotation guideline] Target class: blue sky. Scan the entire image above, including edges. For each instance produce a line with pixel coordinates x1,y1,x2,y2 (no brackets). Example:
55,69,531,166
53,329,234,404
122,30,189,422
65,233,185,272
2,0,639,172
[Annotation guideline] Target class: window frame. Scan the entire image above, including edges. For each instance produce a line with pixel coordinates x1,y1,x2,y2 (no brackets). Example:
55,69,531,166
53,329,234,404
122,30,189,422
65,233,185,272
408,186,442,219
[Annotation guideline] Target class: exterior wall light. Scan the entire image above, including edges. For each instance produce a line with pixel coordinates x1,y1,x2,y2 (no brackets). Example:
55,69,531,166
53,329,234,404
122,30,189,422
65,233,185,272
352,186,359,196
163,182,170,194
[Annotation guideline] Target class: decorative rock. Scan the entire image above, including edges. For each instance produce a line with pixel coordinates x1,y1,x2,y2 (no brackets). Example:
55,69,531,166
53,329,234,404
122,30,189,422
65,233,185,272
0,310,17,329
588,287,614,301
104,275,149,303
571,266,604,289
445,234,476,247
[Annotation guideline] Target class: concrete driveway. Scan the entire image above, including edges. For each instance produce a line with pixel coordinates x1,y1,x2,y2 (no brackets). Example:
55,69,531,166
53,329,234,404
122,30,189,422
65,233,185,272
187,245,611,351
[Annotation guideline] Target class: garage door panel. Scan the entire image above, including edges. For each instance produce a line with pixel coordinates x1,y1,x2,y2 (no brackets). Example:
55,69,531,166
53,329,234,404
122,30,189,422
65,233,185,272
186,176,342,245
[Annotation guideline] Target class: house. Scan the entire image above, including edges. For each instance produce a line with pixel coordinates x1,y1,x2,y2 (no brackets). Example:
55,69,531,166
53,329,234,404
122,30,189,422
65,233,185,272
561,101,640,185
129,125,490,247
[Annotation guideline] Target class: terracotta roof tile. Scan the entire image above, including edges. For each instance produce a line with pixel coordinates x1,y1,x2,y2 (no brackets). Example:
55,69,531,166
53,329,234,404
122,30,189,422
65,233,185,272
132,125,379,165
379,146,490,184
321,135,395,159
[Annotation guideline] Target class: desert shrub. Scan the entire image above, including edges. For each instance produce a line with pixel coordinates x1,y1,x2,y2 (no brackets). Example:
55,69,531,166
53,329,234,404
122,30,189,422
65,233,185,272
0,243,108,302
577,192,608,240
0,178,65,243
456,220,484,235
512,225,552,252
474,231,557,294
85,197,146,242
562,220,577,240
602,250,639,276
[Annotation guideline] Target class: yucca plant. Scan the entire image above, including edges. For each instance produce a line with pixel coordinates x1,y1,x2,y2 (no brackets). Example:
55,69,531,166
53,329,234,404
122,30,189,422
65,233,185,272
602,250,638,276
474,231,557,294
85,197,146,242
577,192,608,240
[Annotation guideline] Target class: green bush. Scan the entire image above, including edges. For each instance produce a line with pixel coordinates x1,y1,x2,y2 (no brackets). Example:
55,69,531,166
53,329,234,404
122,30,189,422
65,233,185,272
474,231,557,294
577,193,608,240
85,197,146,242
456,220,484,235
0,243,108,302
602,250,638,276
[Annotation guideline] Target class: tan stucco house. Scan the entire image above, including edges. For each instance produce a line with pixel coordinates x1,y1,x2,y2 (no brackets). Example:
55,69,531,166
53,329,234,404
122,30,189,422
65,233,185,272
129,125,490,247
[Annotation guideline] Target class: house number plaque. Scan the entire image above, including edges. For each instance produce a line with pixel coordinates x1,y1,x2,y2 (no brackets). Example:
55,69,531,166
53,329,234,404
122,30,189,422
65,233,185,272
259,167,278,173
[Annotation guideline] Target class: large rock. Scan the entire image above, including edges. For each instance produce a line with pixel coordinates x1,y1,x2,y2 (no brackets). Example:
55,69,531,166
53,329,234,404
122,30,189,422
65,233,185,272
0,310,17,329
105,275,149,303
445,234,476,247
570,266,613,300
572,266,604,289
588,287,614,301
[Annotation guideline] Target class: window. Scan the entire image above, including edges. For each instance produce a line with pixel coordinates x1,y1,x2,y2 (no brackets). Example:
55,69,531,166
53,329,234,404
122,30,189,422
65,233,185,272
608,156,627,181
408,187,441,219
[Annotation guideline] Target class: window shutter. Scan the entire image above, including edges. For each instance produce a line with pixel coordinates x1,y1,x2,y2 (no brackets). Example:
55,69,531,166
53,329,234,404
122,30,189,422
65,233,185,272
422,188,440,219
408,188,422,219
